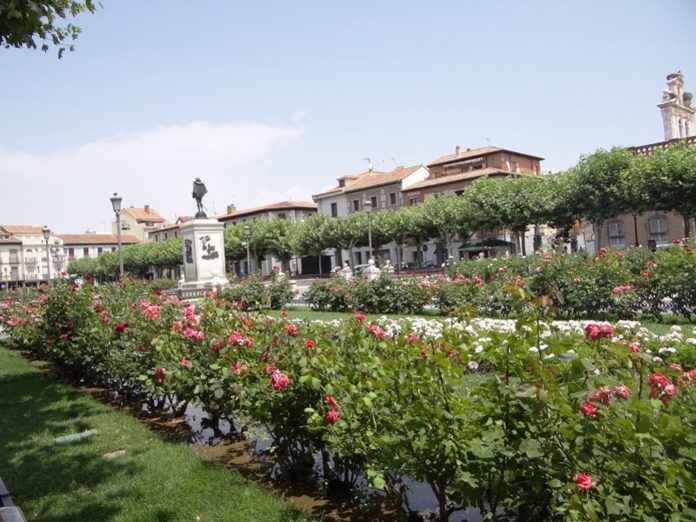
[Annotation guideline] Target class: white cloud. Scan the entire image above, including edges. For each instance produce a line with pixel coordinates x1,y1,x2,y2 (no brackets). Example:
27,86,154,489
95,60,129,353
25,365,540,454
0,120,304,232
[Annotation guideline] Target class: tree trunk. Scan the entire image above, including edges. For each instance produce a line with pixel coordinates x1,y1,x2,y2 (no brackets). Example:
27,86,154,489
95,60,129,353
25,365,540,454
521,230,527,256
593,221,603,251
396,243,402,272
335,248,343,268
318,254,323,276
683,214,692,238
633,214,640,247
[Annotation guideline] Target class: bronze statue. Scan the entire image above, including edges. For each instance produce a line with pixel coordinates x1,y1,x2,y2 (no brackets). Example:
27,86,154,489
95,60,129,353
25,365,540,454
192,178,208,218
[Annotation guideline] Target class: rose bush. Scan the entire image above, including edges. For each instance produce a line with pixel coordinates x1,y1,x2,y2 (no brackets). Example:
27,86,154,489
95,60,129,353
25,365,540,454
2,281,696,520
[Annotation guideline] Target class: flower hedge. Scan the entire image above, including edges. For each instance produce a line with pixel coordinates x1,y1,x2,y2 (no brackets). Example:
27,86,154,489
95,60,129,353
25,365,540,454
2,281,696,520
306,243,696,321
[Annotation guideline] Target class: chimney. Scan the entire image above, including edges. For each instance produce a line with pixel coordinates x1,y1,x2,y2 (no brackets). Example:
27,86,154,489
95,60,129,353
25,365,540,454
455,145,461,156
227,204,236,214
144,204,150,213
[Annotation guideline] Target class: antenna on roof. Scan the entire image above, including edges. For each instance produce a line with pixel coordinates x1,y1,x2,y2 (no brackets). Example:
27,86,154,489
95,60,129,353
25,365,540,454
484,137,491,145
363,157,373,173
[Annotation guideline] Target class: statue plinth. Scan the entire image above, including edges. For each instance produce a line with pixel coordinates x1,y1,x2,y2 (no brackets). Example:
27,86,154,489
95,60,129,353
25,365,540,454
178,218,228,296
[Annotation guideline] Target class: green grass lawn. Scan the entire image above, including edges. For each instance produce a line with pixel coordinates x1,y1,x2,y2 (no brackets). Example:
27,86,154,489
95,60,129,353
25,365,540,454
274,307,695,336
0,346,307,522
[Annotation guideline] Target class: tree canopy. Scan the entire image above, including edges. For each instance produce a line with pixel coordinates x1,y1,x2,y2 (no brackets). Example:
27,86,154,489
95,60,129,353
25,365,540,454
1,0,97,57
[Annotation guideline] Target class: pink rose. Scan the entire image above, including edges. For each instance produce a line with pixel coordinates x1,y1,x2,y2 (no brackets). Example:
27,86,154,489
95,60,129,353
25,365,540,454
628,342,641,353
180,357,192,368
354,311,366,322
612,384,631,400
407,333,419,343
574,472,593,492
584,323,601,341
270,370,289,391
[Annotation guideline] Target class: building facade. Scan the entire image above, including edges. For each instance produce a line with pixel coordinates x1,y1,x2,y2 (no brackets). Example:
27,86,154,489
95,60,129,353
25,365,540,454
58,233,139,262
595,71,696,251
112,205,166,242
218,201,318,277
313,165,430,268
0,226,64,287
403,146,546,262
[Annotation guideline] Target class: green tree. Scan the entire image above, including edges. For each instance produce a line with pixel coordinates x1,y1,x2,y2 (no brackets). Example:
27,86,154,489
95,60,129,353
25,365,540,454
1,0,97,57
643,144,696,238
571,148,634,249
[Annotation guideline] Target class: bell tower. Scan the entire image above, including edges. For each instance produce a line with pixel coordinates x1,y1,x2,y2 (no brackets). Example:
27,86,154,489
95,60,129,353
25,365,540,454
658,71,694,140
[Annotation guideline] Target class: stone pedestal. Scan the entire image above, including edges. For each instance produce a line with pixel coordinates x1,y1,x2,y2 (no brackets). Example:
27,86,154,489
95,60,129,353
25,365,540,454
178,219,228,297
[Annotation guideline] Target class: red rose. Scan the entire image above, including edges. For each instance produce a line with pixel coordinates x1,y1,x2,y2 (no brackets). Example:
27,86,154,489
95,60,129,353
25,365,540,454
325,409,341,425
574,472,593,491
304,339,315,350
579,401,598,418
154,367,166,384
286,323,298,336
324,395,338,408
354,311,366,322
407,333,419,343
114,322,128,333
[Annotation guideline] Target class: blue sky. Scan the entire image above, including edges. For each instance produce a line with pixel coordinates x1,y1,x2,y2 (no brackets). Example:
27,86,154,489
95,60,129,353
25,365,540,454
1,0,695,232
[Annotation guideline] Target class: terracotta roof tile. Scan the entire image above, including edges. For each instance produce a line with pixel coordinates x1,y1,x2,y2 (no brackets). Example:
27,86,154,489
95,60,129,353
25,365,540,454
58,234,140,245
402,168,520,192
219,201,317,221
314,165,424,197
0,225,45,236
427,146,544,166
122,207,165,223
343,165,423,193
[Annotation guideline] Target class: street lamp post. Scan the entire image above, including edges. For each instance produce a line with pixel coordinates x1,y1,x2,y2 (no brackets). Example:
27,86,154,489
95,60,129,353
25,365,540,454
110,193,124,278
363,199,373,261
244,224,251,276
42,226,51,283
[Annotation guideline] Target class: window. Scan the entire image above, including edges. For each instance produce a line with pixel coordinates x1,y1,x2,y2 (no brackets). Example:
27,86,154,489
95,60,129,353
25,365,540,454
389,193,397,206
9,249,19,264
97,247,103,255
277,213,286,220
409,195,419,206
330,202,338,217
454,190,465,196
83,247,89,257
370,196,378,209
352,200,360,212
607,222,625,247
174,232,178,238
164,232,168,240
68,248,75,259
649,217,668,245
355,251,362,265
111,247,116,252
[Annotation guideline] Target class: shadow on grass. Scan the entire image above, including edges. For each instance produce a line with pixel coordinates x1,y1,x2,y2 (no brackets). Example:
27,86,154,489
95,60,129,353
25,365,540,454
0,368,142,521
